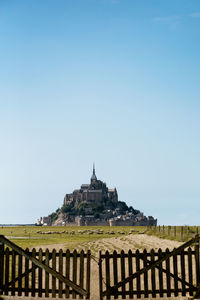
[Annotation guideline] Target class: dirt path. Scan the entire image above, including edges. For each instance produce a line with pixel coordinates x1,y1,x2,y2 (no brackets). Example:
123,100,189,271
26,234,188,300
85,234,183,300
31,233,182,253
76,233,183,253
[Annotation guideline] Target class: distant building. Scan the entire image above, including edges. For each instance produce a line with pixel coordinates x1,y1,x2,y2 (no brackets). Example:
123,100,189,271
38,165,157,227
37,216,51,226
64,164,118,206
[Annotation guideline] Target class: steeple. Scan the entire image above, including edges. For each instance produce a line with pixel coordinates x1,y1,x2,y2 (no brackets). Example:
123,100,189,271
93,163,95,175
91,163,97,181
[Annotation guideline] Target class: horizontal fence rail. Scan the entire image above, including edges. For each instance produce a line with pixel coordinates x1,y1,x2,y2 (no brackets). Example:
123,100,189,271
0,235,90,298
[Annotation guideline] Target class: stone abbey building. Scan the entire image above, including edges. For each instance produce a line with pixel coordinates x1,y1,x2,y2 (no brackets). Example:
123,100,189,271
37,165,157,226
64,165,118,207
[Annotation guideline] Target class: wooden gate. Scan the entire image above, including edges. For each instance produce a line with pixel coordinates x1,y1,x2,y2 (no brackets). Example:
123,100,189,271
99,235,200,299
0,235,90,298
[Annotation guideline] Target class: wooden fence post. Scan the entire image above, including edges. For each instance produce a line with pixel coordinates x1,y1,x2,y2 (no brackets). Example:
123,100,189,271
0,241,4,294
99,252,103,300
187,227,189,235
168,226,171,236
195,236,200,288
174,226,176,238
163,225,165,235
86,250,91,299
181,226,184,242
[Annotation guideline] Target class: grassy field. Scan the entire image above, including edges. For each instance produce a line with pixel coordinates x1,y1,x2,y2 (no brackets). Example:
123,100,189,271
0,225,199,250
0,225,146,250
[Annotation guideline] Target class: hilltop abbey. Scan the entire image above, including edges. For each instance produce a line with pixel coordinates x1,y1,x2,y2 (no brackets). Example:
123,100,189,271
38,166,157,226
64,165,118,207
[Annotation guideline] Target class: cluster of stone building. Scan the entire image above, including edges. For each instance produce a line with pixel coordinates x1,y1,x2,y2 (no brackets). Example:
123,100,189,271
75,213,156,226
37,216,52,226
37,165,157,227
64,165,118,206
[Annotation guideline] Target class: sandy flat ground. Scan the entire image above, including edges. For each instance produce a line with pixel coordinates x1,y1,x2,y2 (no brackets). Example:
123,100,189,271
31,232,183,253
4,234,192,300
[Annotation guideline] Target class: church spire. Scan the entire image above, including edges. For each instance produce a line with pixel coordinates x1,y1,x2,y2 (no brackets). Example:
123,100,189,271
93,163,95,175
91,163,97,181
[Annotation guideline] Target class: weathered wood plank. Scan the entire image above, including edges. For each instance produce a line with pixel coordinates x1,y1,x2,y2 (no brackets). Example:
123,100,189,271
31,248,36,297
72,250,78,299
136,249,141,298
59,249,63,298
143,249,149,298
173,249,178,297
100,250,195,259
4,247,10,295
150,249,156,298
52,249,56,298
113,250,118,299
65,249,70,298
195,238,200,287
121,250,126,299
0,242,4,295
79,250,84,299
45,249,49,298
181,250,186,296
99,251,103,300
128,250,133,299
158,248,163,297
105,250,111,300
165,248,171,297
11,250,16,296
25,248,29,296
86,250,91,299
18,253,22,296
38,248,43,297
1,286,196,295
188,247,193,296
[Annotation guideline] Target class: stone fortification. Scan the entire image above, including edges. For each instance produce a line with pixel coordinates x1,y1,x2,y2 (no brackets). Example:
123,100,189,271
38,166,157,227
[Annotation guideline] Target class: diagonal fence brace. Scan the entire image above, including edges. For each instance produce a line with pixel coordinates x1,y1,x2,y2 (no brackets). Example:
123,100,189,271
102,234,200,297
8,251,53,287
140,254,197,290
0,235,87,296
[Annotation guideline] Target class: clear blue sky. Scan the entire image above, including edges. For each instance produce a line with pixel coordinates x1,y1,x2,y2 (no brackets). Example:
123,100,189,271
0,0,200,225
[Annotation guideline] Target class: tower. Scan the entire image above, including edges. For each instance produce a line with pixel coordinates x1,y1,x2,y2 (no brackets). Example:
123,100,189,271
91,163,97,182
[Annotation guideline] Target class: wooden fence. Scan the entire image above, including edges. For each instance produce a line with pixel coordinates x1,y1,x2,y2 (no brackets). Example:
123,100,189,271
1,235,200,299
99,235,200,299
147,225,199,241
0,235,91,298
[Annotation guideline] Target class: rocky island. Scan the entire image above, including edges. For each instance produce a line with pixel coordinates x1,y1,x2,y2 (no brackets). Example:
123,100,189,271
38,166,157,226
